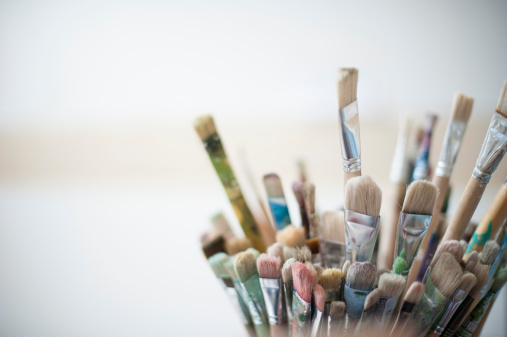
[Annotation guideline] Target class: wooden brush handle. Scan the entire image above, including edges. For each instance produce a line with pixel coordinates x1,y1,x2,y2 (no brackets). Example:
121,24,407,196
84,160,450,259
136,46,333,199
270,323,289,337
466,183,507,255
344,170,361,184
441,176,487,242
245,324,257,337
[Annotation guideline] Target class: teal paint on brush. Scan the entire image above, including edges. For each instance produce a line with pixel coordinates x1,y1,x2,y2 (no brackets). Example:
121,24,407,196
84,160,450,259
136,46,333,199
268,198,291,230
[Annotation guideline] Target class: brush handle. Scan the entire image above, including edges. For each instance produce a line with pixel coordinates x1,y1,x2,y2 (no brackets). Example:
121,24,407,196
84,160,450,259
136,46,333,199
270,323,289,337
455,292,496,337
469,297,495,337
465,183,507,257
442,176,487,242
344,170,361,184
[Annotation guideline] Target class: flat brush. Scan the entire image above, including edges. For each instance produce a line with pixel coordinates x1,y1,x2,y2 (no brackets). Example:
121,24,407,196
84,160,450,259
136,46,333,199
318,268,343,314
442,80,507,242
320,211,346,268
430,240,465,268
194,115,265,251
311,284,326,337
355,288,380,333
276,224,306,248
306,238,321,265
464,251,479,272
411,113,438,182
292,261,315,337
264,173,292,231
293,181,310,239
282,258,295,326
390,282,425,335
302,182,319,238
202,235,226,259
344,176,382,263
374,273,406,329
327,301,346,336
344,262,376,333
335,67,361,183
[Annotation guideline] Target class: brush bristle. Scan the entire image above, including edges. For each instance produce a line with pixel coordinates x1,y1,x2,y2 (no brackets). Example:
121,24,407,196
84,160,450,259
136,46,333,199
305,262,319,285
193,114,217,141
402,180,438,215
404,282,425,304
330,301,346,318
336,67,359,109
313,284,327,312
282,258,295,282
224,255,238,281
495,80,507,117
292,261,315,302
283,246,296,261
202,235,226,258
347,262,377,291
451,92,474,123
465,251,479,272
276,225,306,247
470,263,491,298
458,272,477,293
257,254,282,279
263,173,285,198
235,251,258,282
431,240,465,267
378,274,406,298
393,256,408,275
225,237,253,255
431,252,463,298
314,265,324,283
479,240,500,265
208,252,230,279
247,248,260,259
305,238,320,254
267,242,285,262
344,176,382,217
295,246,312,262
462,222,478,243
321,211,345,242
342,260,350,277
211,213,234,237
319,268,343,291
364,288,381,311
491,268,507,293
302,182,315,213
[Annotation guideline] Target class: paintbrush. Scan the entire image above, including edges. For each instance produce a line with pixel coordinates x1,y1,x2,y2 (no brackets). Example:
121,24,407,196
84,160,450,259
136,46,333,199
379,119,411,270
393,180,438,275
208,253,257,337
194,115,266,251
235,251,270,337
464,251,479,273
267,242,285,263
264,174,292,231
456,268,507,337
430,240,465,268
441,81,507,242
390,281,425,335
374,273,406,329
282,258,295,327
320,211,347,268
407,252,463,337
258,254,288,337
311,284,326,337
462,222,478,243
277,225,306,248
480,235,507,297
302,183,319,238
292,181,310,239
428,272,477,336
335,67,361,183
327,301,346,336
318,268,343,315
306,238,321,266
355,288,381,333
202,235,227,259
225,237,254,255
344,176,382,263
465,177,507,257
411,113,438,182
211,212,236,240
292,261,315,337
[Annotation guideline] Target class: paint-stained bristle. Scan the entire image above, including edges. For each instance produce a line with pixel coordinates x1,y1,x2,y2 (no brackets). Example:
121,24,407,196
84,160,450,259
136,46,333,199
302,182,316,213
292,261,315,303
344,176,382,217
202,235,226,258
267,242,285,262
491,268,507,293
319,268,343,291
495,80,507,117
193,114,217,141
451,92,474,123
378,273,406,298
282,258,295,283
330,301,346,318
336,68,359,109
208,252,230,279
263,173,284,198
404,282,425,304
479,240,500,265
257,254,282,279
313,284,327,312
276,225,306,247
314,265,324,283
393,256,408,275
470,263,491,298
465,251,479,272
321,211,345,242
235,251,258,283
342,260,350,277
364,289,381,311
402,180,438,215
458,272,477,293
305,262,319,285
431,252,463,298
431,240,465,267
346,262,377,291
295,246,312,262
225,237,253,255
283,246,296,261
306,238,320,254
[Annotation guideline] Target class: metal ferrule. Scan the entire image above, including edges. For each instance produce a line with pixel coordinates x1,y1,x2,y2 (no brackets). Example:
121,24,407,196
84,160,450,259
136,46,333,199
390,123,410,183
240,275,269,326
433,289,469,335
259,278,285,325
319,239,347,268
284,281,294,322
411,277,450,337
374,296,399,329
338,100,361,173
435,120,467,178
344,209,380,263
292,288,312,337
311,310,324,337
394,212,432,274
344,284,372,318
472,113,507,183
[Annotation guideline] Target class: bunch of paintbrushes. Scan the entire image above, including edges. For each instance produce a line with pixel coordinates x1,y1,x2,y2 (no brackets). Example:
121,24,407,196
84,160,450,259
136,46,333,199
196,70,507,336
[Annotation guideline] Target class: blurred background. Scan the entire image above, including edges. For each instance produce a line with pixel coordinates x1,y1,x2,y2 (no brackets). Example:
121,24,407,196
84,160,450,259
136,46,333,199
0,0,507,336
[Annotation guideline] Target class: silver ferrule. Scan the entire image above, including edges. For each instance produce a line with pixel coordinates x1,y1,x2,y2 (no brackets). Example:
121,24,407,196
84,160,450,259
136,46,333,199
433,289,468,335
394,212,432,274
390,122,410,183
241,276,268,326
344,284,371,318
472,113,507,183
319,239,347,269
435,120,467,178
344,209,380,263
260,278,285,325
338,100,361,173
284,281,294,322
311,310,324,337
